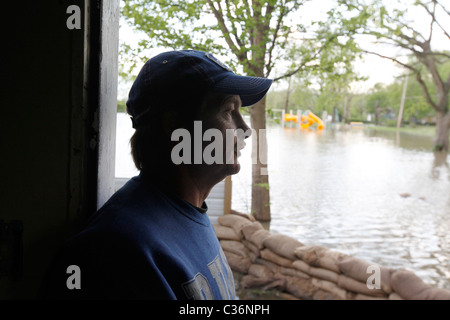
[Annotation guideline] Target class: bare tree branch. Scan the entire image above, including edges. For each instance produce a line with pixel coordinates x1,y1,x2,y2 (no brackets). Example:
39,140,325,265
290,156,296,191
206,0,247,63
273,35,337,81
265,6,288,78
362,49,419,72
418,0,450,40
415,72,439,110
437,0,450,16
363,49,441,110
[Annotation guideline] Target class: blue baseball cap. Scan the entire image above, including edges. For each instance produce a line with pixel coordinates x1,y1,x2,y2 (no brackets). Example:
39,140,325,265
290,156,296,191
126,50,273,128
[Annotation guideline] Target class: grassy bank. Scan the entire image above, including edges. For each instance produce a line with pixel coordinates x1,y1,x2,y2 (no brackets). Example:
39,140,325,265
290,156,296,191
365,124,436,137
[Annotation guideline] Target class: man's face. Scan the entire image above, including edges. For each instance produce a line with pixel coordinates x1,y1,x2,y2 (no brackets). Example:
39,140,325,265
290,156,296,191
199,93,251,179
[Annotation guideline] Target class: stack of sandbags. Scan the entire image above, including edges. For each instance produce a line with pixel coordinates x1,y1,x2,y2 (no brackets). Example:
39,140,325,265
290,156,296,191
214,213,254,274
214,212,450,300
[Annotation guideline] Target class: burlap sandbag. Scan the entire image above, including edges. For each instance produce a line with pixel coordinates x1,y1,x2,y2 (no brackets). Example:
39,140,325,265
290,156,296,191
218,214,253,237
308,266,339,283
240,274,286,291
338,256,392,294
391,269,450,300
388,293,404,300
283,275,316,300
295,245,346,273
243,227,271,250
350,293,387,300
312,290,343,300
254,257,281,273
279,266,310,280
337,274,387,297
293,260,311,274
248,263,274,279
292,260,339,283
213,224,240,241
223,250,251,274
219,240,249,258
311,278,347,300
260,248,294,268
262,233,303,260
230,210,256,222
247,249,259,262
242,239,260,256
241,221,264,237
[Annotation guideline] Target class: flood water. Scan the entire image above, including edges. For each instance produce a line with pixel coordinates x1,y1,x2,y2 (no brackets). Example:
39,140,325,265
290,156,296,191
115,113,450,290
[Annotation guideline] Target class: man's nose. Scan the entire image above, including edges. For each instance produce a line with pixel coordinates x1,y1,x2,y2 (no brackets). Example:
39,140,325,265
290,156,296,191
238,117,251,139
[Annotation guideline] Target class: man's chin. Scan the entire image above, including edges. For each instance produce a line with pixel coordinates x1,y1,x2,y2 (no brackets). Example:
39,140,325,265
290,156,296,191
224,163,241,176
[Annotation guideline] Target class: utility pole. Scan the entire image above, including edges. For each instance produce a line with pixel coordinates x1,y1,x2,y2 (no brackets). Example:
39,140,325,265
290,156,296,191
397,73,409,129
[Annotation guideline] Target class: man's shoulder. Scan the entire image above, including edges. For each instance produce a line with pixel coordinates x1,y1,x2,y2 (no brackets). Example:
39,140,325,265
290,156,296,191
98,175,167,216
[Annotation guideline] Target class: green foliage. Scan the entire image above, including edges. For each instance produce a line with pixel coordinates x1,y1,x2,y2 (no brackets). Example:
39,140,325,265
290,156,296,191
266,56,450,124
254,182,270,190
117,100,127,113
121,0,311,78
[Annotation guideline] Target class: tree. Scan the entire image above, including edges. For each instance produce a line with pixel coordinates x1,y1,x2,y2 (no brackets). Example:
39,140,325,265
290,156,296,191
121,0,345,221
331,0,450,151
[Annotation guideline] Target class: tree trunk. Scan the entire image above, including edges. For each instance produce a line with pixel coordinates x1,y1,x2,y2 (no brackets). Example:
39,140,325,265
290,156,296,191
250,96,271,222
433,110,450,152
374,99,380,125
284,77,292,113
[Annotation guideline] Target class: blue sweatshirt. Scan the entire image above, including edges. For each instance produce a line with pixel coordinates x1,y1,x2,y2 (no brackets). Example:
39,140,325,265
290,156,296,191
40,173,236,300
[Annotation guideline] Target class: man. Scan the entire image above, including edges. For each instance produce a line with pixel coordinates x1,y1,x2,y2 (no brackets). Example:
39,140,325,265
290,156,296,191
40,50,272,299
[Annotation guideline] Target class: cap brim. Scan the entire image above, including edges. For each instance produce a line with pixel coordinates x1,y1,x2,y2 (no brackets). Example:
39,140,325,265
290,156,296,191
213,74,273,107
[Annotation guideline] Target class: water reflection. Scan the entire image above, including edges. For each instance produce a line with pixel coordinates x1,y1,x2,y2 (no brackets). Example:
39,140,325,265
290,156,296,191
431,151,449,181
232,122,450,290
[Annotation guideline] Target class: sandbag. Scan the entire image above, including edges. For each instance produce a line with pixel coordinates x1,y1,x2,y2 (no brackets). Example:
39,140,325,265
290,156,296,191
241,221,264,238
295,245,346,273
292,260,338,283
351,293,387,300
219,240,249,258
308,266,339,283
223,250,251,274
254,257,279,273
337,274,387,297
242,239,260,256
283,275,316,300
295,245,326,261
338,256,392,294
312,290,342,300
293,260,311,274
260,248,294,268
213,224,240,241
218,213,252,227
311,278,347,300
263,233,303,260
218,214,253,237
391,269,450,300
240,274,286,291
388,293,404,300
243,228,271,250
248,263,274,279
278,266,310,280
247,249,259,263
229,210,256,222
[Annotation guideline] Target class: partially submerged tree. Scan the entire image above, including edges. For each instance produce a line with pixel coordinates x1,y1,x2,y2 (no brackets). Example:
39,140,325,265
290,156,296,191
331,0,450,151
121,0,351,221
